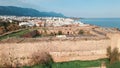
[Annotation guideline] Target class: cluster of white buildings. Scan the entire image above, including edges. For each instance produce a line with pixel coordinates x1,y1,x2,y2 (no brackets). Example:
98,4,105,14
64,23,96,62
0,16,89,27
19,17,89,27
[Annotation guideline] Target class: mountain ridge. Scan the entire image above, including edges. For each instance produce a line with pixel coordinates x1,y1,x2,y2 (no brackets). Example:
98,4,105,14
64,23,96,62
0,6,65,17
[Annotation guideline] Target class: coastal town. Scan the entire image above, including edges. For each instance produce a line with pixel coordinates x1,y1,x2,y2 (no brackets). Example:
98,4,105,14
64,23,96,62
0,0,120,68
0,16,120,68
0,16,88,35
0,16,87,27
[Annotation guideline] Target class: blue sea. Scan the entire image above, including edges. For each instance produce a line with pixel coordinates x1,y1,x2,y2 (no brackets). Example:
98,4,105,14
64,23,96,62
80,18,120,29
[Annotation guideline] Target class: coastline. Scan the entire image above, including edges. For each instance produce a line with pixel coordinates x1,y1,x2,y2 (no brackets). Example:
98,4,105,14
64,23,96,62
80,18,120,29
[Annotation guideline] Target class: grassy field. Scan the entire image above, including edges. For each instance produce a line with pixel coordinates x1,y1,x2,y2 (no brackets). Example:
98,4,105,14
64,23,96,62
107,61,120,68
0,29,30,40
22,59,110,68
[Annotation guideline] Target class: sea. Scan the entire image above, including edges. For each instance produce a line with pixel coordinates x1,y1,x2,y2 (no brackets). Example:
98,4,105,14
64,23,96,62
80,18,120,29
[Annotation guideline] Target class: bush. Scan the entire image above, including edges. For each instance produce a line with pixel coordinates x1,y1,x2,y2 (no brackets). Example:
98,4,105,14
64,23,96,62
107,46,120,64
78,30,84,35
50,32,55,36
30,51,53,67
58,31,63,35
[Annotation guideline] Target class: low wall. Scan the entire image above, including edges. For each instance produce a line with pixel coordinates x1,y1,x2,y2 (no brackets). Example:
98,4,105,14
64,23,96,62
0,39,110,67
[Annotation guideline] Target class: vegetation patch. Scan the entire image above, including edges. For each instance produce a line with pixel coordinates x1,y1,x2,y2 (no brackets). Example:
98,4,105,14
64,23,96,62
22,59,109,68
0,29,30,40
107,61,120,68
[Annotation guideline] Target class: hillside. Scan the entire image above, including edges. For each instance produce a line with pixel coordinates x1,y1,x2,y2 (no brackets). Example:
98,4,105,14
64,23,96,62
0,6,64,17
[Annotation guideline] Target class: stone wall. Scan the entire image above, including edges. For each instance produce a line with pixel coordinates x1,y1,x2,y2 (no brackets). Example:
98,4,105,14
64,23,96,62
0,39,110,66
37,26,94,35
107,33,120,51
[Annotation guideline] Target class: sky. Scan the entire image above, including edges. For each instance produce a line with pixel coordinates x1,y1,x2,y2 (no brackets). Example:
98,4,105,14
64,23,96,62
0,0,120,18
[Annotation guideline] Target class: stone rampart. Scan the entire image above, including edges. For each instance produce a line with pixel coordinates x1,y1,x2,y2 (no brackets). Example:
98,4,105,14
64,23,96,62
0,39,110,66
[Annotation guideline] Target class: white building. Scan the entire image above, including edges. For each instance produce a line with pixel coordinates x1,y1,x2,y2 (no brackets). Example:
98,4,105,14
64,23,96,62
19,22,35,27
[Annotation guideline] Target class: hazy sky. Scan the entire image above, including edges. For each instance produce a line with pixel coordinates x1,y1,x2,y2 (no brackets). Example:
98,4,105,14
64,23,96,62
0,0,120,18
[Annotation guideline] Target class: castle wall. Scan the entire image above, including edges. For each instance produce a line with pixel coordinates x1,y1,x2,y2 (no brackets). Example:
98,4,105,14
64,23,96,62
107,33,120,51
37,26,93,35
0,39,110,66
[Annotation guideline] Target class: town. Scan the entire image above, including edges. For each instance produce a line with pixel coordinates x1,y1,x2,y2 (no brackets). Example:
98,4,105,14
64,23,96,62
0,16,120,68
0,0,120,68
0,16,88,35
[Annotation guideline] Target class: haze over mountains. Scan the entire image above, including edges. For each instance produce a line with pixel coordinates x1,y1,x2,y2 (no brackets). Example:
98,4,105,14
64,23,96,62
0,6,65,17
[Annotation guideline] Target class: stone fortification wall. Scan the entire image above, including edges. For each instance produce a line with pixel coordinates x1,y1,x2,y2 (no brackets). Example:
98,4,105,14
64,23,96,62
107,33,120,51
37,26,94,35
0,39,110,66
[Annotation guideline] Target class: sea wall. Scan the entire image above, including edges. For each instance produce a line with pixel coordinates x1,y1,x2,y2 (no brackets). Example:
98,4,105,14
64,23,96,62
0,39,110,66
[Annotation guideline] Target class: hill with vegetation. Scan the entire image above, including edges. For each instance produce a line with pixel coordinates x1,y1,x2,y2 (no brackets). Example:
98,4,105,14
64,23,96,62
0,6,65,17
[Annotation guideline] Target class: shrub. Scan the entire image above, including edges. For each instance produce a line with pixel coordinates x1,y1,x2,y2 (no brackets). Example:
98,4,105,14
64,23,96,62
78,30,84,35
107,46,120,64
50,32,55,36
30,51,53,67
58,31,63,35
